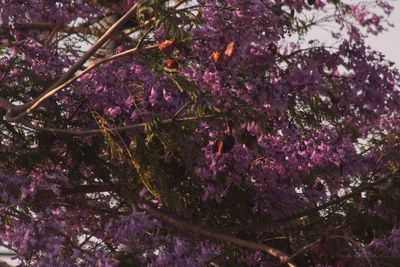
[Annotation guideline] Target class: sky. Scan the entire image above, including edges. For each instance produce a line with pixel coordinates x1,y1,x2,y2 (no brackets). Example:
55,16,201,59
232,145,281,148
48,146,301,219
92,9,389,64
306,0,400,67
366,1,400,66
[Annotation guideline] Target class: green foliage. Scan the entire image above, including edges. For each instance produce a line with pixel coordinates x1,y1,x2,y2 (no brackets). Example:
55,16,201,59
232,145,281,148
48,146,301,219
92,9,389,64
169,75,198,100
93,0,124,7
137,0,168,23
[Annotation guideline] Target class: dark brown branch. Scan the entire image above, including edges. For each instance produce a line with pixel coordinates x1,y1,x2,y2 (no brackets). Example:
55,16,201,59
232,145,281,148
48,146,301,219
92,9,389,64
16,22,100,35
62,184,112,195
144,203,296,267
19,115,216,135
223,169,400,232
2,43,157,123
3,3,139,122
0,4,203,122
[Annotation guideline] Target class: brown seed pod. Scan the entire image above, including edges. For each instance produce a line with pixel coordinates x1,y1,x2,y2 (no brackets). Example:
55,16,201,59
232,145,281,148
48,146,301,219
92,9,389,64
224,42,235,58
159,40,174,53
214,134,235,156
210,50,222,63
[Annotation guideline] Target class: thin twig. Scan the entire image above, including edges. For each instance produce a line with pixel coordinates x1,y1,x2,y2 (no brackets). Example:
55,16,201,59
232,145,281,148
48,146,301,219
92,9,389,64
172,101,193,120
284,239,321,264
19,114,216,135
330,235,373,267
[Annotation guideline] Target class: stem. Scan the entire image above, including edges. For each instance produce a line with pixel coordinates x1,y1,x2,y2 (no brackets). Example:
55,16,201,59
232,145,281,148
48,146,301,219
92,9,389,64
19,115,216,135
284,239,321,264
17,22,100,35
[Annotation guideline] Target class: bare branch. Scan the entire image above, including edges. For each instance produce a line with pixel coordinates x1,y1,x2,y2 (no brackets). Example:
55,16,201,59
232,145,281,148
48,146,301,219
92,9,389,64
16,22,101,35
19,115,216,135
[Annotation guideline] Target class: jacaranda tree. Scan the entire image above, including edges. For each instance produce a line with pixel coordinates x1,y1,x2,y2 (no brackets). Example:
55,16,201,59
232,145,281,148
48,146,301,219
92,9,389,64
0,0,399,266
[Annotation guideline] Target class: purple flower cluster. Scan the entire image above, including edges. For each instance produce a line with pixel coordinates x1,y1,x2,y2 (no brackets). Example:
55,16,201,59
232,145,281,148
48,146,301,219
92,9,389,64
0,0,399,266
367,227,400,257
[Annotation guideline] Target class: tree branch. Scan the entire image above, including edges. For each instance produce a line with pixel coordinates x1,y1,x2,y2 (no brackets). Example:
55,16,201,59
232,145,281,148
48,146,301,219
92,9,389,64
1,4,205,122
2,43,156,122
223,169,400,232
144,203,296,267
19,115,216,135
2,2,139,122
16,22,101,35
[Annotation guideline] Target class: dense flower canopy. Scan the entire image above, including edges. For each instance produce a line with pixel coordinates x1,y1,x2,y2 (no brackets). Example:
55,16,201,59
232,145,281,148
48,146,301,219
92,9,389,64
0,0,400,266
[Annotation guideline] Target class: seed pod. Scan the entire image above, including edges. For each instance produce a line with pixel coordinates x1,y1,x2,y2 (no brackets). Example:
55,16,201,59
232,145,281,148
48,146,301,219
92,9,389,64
210,51,222,63
159,40,174,53
224,42,235,59
214,134,235,156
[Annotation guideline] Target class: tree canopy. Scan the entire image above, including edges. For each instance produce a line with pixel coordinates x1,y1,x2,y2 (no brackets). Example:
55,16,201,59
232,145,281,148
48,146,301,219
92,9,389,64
0,0,400,266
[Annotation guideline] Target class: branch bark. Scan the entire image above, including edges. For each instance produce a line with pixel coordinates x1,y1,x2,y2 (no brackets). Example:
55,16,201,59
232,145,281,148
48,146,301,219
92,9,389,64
2,43,156,123
1,3,139,122
223,169,399,232
144,202,296,267
19,115,216,135
0,4,203,123
16,22,101,35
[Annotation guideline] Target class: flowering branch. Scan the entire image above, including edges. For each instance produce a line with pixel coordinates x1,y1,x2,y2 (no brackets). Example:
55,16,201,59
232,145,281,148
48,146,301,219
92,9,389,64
144,203,296,267
1,4,203,122
1,2,139,122
224,169,400,232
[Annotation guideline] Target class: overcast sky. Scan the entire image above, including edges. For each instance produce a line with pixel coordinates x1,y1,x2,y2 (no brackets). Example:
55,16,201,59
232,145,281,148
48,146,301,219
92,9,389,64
303,1,400,67
366,1,400,66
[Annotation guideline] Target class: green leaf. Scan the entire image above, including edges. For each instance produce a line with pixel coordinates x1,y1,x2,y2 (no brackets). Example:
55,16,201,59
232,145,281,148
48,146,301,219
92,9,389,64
144,117,161,134
169,75,198,100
